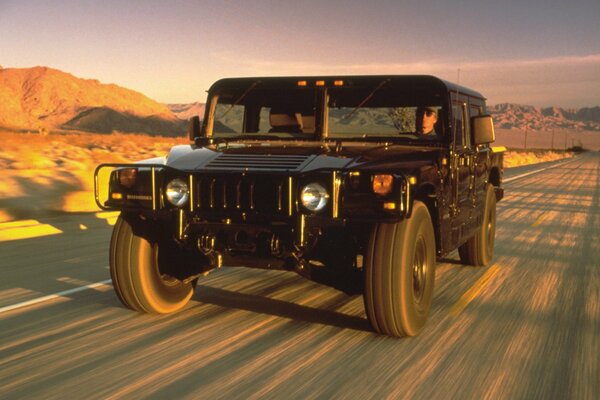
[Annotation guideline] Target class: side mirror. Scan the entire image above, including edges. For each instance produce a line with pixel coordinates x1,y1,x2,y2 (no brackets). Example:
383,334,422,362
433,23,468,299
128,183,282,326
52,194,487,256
472,115,495,145
187,116,201,142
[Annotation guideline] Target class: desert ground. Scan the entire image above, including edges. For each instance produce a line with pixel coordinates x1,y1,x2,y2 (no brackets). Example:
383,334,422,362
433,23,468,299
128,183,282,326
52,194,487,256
0,131,187,222
495,128,600,151
0,130,583,222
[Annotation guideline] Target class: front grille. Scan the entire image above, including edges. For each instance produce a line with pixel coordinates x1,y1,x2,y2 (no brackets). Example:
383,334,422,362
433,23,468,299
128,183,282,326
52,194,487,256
203,154,312,172
193,174,291,216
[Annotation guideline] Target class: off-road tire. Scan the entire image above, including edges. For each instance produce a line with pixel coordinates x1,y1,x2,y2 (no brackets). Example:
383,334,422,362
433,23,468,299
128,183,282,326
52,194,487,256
364,201,436,337
110,215,194,314
458,183,496,266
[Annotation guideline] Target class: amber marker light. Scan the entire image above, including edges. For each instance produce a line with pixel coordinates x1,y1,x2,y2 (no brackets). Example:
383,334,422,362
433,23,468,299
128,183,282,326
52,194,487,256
383,202,397,210
315,80,325,86
297,80,307,86
334,80,344,86
111,192,124,200
372,174,393,196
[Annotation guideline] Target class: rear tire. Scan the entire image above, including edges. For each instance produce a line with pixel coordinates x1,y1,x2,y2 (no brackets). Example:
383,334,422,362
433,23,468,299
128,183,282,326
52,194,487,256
364,201,436,337
110,215,194,314
459,184,496,266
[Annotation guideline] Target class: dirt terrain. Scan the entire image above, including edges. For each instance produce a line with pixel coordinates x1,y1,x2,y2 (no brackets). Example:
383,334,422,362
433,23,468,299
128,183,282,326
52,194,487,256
0,132,187,221
0,131,575,222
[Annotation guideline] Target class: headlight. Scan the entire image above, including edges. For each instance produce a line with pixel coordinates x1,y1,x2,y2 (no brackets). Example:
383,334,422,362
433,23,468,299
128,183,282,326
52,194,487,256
301,183,329,212
165,178,189,207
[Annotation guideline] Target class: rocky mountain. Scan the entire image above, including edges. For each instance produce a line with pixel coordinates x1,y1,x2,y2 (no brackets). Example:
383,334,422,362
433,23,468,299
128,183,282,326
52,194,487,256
0,66,185,135
2,66,597,135
489,103,600,131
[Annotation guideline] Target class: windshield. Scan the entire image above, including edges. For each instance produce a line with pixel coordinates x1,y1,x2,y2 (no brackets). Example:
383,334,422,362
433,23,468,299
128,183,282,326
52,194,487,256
209,86,319,138
327,86,444,140
206,81,445,142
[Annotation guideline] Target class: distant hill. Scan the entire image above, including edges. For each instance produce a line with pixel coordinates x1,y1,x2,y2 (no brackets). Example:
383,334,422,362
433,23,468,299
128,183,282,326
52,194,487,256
0,66,185,135
489,103,600,131
1,66,597,135
167,101,600,132
167,102,206,121
63,107,186,135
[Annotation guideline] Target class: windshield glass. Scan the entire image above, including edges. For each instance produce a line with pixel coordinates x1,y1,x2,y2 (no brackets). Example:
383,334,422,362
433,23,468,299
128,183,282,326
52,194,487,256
327,87,444,141
207,81,446,142
210,86,319,138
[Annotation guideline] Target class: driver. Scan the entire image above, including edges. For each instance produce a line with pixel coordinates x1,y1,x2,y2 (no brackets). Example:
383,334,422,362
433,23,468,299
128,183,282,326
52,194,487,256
416,106,438,137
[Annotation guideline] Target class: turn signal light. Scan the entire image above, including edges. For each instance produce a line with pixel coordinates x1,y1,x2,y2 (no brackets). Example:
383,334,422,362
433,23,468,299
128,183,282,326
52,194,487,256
383,202,397,210
372,174,393,196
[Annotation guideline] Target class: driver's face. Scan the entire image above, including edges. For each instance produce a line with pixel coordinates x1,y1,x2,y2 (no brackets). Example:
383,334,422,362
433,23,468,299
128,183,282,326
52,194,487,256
419,109,438,134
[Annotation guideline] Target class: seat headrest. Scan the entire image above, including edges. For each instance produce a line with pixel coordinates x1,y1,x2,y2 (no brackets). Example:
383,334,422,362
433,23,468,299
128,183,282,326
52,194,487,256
269,109,303,130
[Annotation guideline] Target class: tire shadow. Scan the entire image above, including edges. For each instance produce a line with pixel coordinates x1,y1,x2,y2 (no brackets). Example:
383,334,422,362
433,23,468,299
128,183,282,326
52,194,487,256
194,285,372,332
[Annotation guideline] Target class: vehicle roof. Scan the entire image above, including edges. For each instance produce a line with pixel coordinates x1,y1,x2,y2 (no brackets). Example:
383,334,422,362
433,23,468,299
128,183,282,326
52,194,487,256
208,75,486,101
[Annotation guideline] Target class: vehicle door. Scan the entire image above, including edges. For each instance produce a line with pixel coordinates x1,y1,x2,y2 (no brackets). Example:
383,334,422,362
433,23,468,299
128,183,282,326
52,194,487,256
449,96,476,239
469,102,488,211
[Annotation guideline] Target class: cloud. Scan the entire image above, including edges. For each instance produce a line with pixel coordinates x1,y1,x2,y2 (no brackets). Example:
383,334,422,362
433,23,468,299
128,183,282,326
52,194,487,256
208,52,600,107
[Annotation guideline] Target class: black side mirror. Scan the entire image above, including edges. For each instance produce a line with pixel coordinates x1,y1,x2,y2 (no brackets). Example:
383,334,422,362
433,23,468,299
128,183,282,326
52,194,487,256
472,115,495,145
188,116,201,142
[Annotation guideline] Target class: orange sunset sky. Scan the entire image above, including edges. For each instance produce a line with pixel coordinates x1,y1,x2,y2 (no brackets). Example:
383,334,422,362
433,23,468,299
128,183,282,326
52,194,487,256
1,0,599,107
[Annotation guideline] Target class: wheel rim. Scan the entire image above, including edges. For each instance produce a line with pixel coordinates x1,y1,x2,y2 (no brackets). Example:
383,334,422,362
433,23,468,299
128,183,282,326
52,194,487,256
153,244,184,288
412,235,428,304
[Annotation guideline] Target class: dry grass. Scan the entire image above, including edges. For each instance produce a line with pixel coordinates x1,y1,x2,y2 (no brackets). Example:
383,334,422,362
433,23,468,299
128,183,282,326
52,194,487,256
503,150,574,168
0,131,576,222
0,131,187,221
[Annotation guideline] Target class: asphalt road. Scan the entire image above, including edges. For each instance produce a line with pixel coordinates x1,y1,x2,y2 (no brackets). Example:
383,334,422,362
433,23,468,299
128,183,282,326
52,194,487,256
1,153,598,399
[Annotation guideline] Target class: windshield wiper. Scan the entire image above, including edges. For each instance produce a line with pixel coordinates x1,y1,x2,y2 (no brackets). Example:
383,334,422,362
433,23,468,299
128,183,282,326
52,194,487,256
343,79,391,120
219,81,261,119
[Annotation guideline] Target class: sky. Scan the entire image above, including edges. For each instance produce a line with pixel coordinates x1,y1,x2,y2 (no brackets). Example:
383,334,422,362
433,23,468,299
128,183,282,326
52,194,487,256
1,0,599,107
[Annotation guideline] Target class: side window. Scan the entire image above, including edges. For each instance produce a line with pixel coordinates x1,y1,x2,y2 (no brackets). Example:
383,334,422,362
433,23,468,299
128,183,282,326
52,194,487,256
469,104,483,148
452,102,464,150
470,104,482,117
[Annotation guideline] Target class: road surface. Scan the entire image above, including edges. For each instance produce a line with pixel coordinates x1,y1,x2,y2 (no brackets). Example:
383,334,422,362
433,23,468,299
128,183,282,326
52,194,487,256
1,153,598,399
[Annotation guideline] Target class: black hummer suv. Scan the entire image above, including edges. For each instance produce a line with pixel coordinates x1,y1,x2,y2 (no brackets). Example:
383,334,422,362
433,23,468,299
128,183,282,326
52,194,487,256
95,75,504,337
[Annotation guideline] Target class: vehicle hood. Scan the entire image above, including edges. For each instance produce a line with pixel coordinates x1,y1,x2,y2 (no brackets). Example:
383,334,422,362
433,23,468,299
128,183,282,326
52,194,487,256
165,141,442,173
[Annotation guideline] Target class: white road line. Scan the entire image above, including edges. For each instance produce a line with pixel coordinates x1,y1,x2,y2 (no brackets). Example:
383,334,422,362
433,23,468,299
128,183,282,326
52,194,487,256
0,279,112,314
504,157,578,183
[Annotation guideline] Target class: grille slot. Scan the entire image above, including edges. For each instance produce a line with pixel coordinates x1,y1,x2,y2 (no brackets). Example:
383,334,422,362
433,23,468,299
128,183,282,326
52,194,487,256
204,154,311,171
195,175,290,216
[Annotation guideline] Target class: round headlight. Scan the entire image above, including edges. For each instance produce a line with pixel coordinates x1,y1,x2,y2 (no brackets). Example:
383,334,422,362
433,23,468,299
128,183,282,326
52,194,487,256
166,179,189,207
301,183,329,212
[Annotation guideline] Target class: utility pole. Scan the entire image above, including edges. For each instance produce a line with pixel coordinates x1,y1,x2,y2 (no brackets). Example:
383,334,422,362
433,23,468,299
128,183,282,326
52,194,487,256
551,129,555,150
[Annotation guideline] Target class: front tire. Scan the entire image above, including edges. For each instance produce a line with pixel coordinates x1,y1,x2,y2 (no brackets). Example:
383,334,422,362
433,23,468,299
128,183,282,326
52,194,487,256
110,215,194,314
364,201,436,337
458,183,496,266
